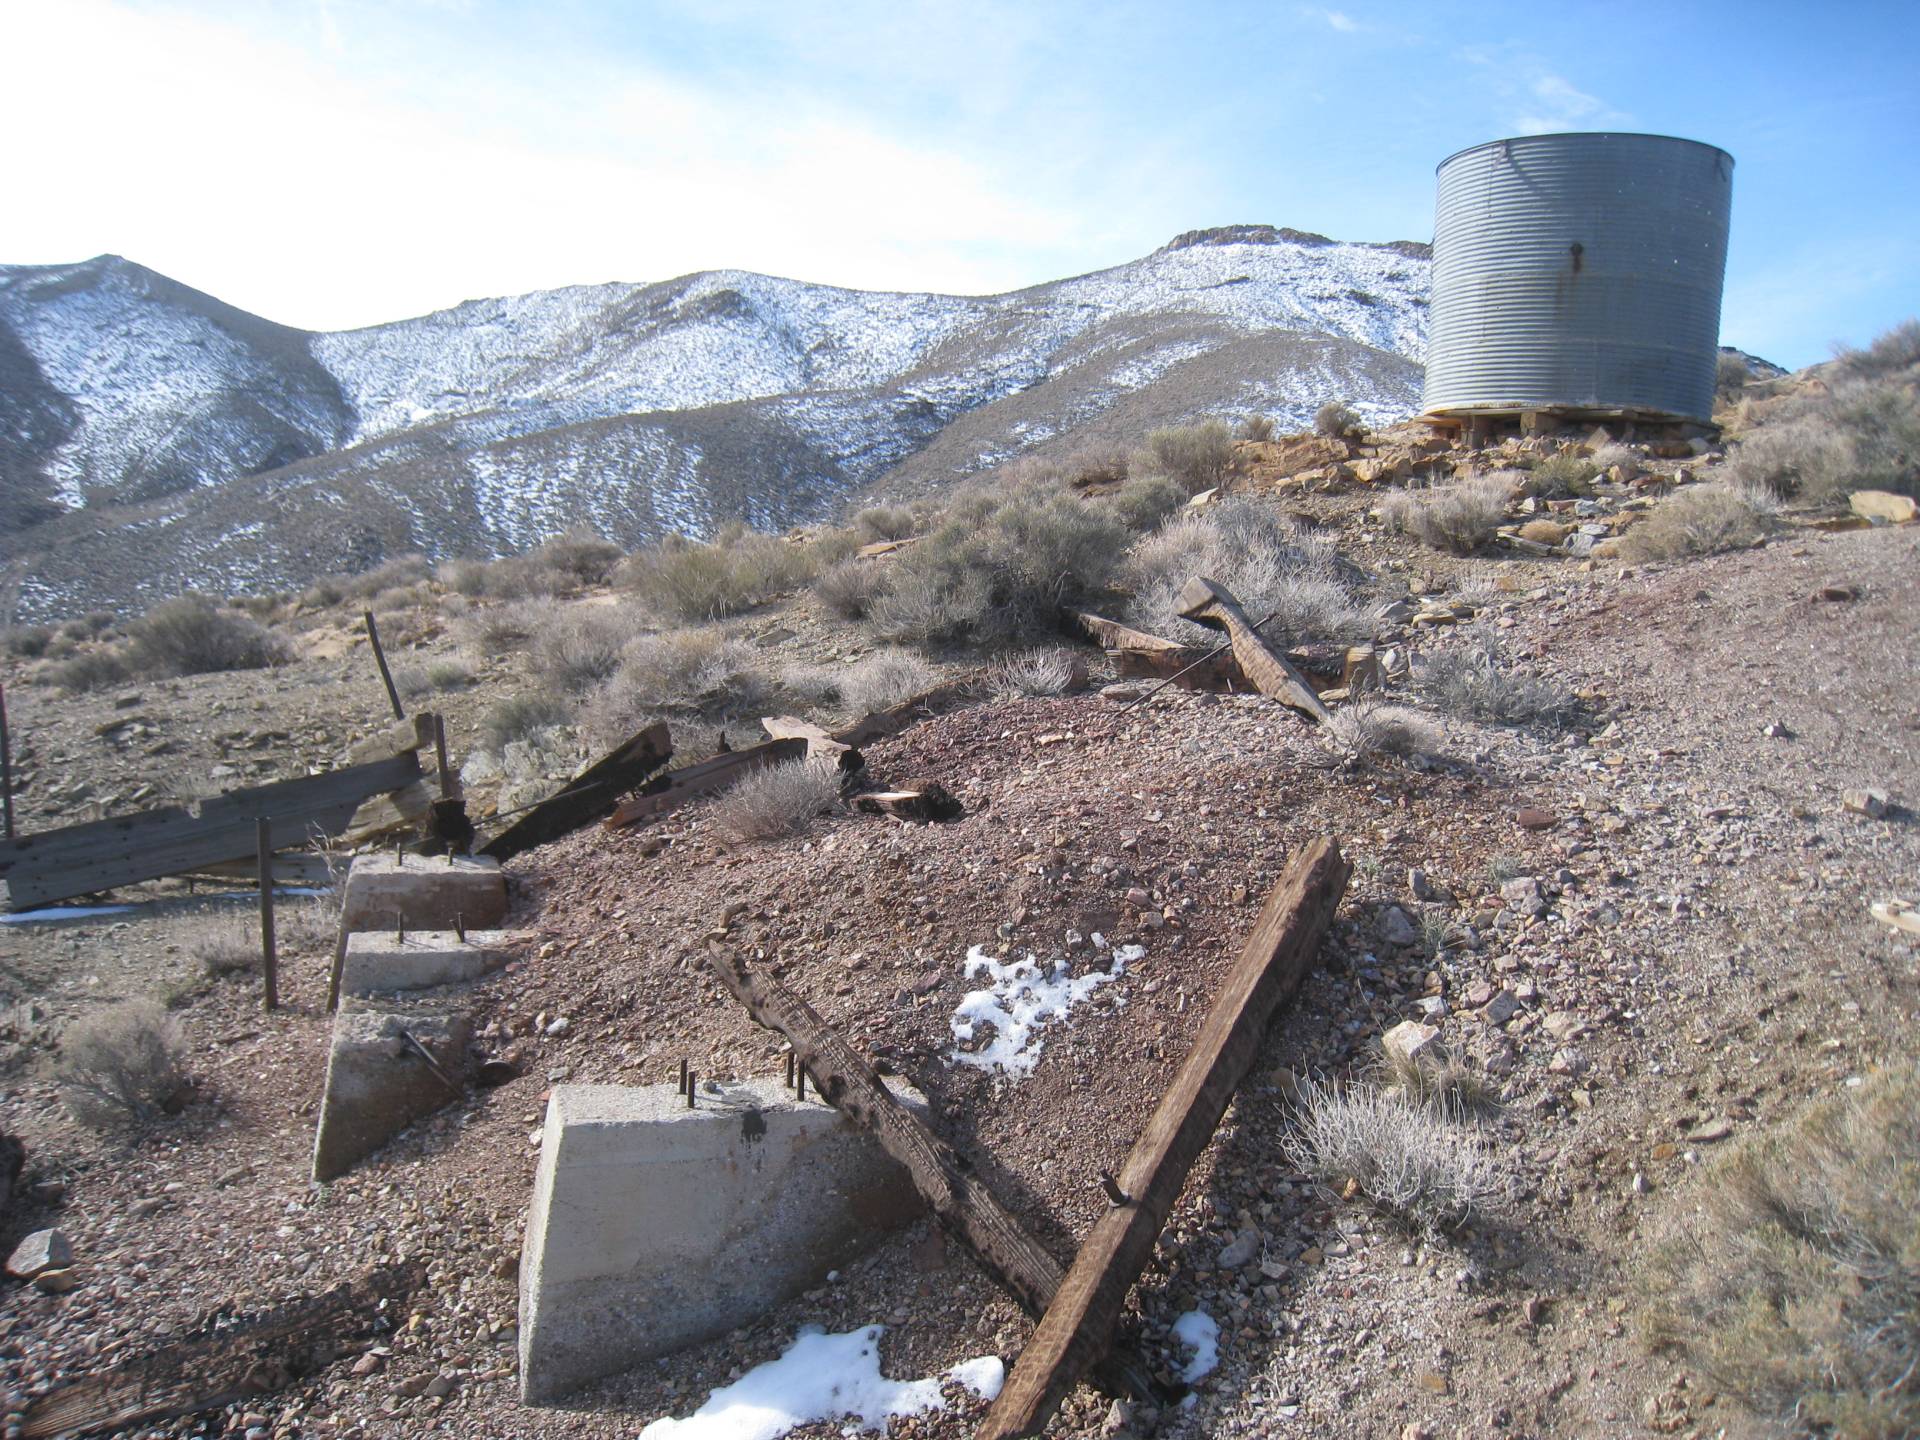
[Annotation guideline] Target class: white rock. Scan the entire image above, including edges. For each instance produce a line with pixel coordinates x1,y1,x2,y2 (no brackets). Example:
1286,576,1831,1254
5,1229,72,1280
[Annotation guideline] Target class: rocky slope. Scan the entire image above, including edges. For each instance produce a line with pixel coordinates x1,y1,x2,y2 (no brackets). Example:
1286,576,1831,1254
0,228,1428,619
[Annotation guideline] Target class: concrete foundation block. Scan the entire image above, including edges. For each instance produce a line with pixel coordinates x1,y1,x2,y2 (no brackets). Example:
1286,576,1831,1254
312,997,471,1182
340,853,506,933
518,1077,926,1403
338,929,522,997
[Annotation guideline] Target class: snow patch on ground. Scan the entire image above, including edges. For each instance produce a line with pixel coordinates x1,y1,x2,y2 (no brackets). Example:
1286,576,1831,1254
948,939,1144,1077
638,1324,1002,1440
1172,1309,1220,1383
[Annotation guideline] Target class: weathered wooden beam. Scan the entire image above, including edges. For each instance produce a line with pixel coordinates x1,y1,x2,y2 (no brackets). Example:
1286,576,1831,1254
346,712,437,765
602,738,805,830
363,610,405,721
851,781,964,822
1175,577,1333,724
481,722,672,861
760,716,863,772
257,817,277,1012
1069,611,1187,653
337,778,434,848
702,948,1157,1404
18,1261,423,1439
830,676,980,749
0,754,422,912
976,838,1350,1440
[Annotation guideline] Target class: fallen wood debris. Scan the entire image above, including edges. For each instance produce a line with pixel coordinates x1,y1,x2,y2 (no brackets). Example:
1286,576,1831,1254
977,838,1351,1440
1174,578,1333,723
0,753,421,912
759,715,864,773
851,780,963,822
830,676,981,749
481,722,672,861
602,737,806,830
702,948,1159,1405
19,1261,424,1439
1069,610,1348,694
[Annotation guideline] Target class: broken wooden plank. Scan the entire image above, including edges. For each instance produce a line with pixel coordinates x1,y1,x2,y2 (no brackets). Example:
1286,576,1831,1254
337,777,434,848
1175,576,1333,723
186,853,338,887
19,1261,423,1439
481,722,672,862
831,676,981,748
976,838,1350,1440
702,948,1157,1403
1069,611,1186,653
0,755,421,912
760,716,863,772
851,781,964,822
603,738,806,830
346,712,437,765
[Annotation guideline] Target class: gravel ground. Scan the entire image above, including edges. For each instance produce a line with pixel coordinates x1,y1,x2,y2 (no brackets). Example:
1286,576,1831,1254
2,500,1915,1440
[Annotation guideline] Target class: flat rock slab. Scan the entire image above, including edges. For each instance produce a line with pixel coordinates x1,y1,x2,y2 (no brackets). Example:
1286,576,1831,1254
339,929,523,997
312,998,471,1182
340,853,506,933
6,1229,71,1280
519,1077,926,1403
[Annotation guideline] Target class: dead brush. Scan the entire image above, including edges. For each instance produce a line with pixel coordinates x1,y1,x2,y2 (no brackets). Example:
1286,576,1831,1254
57,1000,191,1131
1375,1039,1499,1118
993,648,1080,699
1314,697,1431,769
1417,629,1575,728
1379,475,1512,554
710,757,842,843
841,649,939,714
1641,1061,1920,1438
1282,1078,1505,1234
1618,482,1777,562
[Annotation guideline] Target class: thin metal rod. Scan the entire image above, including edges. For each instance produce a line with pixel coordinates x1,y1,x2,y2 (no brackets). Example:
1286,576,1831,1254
686,1070,696,1108
363,609,405,721
1118,610,1280,713
679,1057,689,1096
257,816,278,1012
432,713,456,800
0,681,14,840
398,1028,462,1094
796,1065,805,1102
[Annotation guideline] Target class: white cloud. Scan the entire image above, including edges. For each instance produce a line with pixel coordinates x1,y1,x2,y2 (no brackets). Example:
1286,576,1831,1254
1514,72,1622,134
0,0,1098,329
1323,9,1359,32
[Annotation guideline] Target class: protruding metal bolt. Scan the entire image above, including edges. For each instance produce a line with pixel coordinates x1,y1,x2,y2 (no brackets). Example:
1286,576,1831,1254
396,909,405,944
796,1066,806,1102
686,1070,696,1108
1099,1172,1128,1207
679,1057,689,1096
455,911,466,944
785,1053,795,1088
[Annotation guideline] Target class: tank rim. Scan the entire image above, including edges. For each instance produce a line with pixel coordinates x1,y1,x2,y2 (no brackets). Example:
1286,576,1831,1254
1436,131,1734,175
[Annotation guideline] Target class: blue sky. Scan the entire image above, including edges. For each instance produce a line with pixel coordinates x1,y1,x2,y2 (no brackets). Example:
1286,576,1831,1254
4,0,1915,368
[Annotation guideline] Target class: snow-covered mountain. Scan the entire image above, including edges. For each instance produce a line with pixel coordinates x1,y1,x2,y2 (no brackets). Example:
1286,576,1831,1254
0,225,1429,618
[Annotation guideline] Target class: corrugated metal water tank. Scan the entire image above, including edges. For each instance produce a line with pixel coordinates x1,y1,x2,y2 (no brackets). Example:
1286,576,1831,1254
1422,132,1733,424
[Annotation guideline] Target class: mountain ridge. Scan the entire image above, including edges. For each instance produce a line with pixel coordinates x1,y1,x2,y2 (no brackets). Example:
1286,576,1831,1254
0,229,1431,619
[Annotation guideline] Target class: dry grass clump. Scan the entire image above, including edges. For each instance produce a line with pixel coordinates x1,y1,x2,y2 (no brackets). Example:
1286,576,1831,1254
1123,497,1375,647
58,1000,190,1131
48,648,132,693
1418,630,1575,728
994,648,1080,698
710,757,841,842
1282,1079,1504,1233
841,649,940,714
1380,475,1512,554
180,900,336,978
1617,482,1776,562
1109,472,1188,531
855,505,917,543
1142,420,1234,493
3,624,54,659
580,629,774,745
527,602,639,693
813,558,885,620
865,483,1130,646
1522,452,1598,497
620,528,812,623
1377,1040,1498,1117
1643,1063,1920,1438
1314,401,1361,439
482,693,573,753
1238,413,1275,442
1319,698,1432,768
1834,316,1920,382
1722,420,1854,500
124,595,291,677
529,529,624,587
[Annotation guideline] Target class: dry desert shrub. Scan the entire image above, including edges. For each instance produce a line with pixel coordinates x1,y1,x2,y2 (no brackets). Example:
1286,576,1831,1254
482,693,573,753
710,757,841,843
1380,475,1512,554
1320,697,1432,767
1417,630,1574,727
813,558,885,620
527,602,639,692
528,529,624,588
48,647,132,693
2,624,53,658
1617,482,1776,561
1722,419,1854,500
1314,400,1361,439
1716,350,1752,399
1142,420,1234,493
121,595,291,677
1109,472,1188,531
1642,1062,1920,1438
1833,316,1920,382
865,483,1129,646
1123,497,1375,647
994,648,1080,698
841,649,940,714
58,1000,190,1131
1238,413,1275,442
1377,1038,1498,1117
854,505,917,543
1282,1079,1504,1233
1522,452,1598,497
580,629,774,745
619,528,813,623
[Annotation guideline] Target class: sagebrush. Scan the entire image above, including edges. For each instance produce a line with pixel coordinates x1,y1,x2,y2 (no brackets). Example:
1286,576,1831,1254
1380,476,1511,554
1282,1080,1504,1233
710,758,841,842
58,1001,190,1130
1418,630,1574,727
1618,483,1776,561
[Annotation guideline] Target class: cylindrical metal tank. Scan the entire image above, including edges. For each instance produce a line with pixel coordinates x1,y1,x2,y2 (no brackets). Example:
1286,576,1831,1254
1422,132,1733,424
